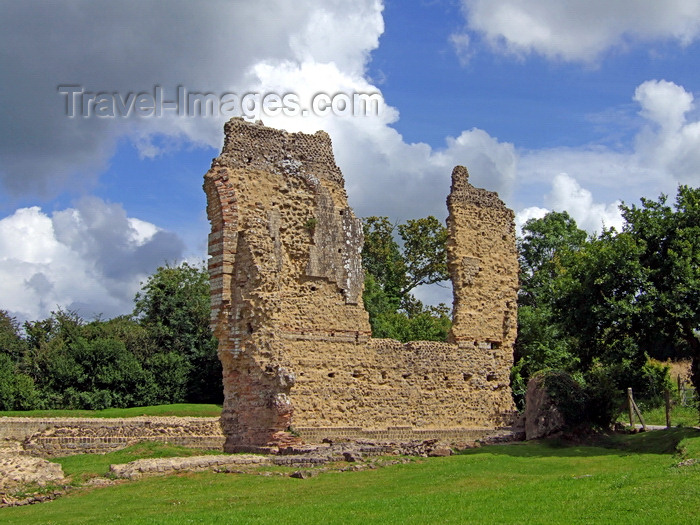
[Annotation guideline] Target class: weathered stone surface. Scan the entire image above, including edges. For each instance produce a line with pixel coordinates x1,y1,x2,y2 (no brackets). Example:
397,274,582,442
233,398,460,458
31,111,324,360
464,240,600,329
0,417,224,456
446,166,518,351
204,119,518,450
109,454,270,480
0,454,64,489
524,374,566,440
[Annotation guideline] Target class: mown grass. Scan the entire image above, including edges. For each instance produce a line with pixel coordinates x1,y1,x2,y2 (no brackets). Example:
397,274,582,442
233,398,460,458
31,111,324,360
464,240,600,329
2,429,698,524
55,442,226,482
637,403,700,428
0,404,222,419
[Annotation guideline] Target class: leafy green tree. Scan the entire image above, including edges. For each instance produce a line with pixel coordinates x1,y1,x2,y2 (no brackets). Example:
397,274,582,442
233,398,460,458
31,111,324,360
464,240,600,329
620,186,700,395
79,315,191,405
397,216,449,296
0,353,40,410
51,337,149,409
361,217,406,307
133,262,221,403
515,210,672,414
361,216,451,342
22,309,85,403
518,211,587,307
0,310,27,362
513,213,587,405
81,315,158,362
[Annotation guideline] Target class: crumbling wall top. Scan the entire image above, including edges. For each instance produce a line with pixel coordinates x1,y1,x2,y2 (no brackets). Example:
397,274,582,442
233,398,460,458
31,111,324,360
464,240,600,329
448,165,509,210
212,118,345,187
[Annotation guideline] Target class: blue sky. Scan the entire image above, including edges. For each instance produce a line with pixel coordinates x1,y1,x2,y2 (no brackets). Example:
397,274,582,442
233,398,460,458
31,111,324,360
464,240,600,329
2,0,700,321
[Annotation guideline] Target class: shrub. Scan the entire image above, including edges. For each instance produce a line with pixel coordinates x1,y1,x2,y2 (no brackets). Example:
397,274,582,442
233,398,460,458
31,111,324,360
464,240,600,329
538,369,588,428
583,365,623,427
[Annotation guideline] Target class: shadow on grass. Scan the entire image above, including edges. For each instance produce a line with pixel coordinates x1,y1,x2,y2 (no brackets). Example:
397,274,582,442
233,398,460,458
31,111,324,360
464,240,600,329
458,427,700,459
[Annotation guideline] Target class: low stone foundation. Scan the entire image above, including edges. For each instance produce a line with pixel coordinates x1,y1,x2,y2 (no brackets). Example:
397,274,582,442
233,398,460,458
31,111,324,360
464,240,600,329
0,417,225,457
294,426,503,444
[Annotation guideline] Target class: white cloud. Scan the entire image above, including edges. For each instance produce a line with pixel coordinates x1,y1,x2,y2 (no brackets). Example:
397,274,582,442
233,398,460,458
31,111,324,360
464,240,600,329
518,79,700,218
449,32,473,65
0,0,384,198
242,56,517,221
458,0,700,62
633,80,700,185
545,174,623,232
0,0,516,223
634,79,694,132
1,0,522,317
0,200,183,322
515,174,623,236
514,206,549,236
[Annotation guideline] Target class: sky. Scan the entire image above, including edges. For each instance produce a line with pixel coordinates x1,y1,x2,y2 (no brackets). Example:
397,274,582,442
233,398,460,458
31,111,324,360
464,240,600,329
2,0,700,322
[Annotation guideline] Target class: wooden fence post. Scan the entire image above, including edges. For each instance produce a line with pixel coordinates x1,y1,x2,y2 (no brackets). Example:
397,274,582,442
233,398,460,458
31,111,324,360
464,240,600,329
665,389,671,429
627,387,634,427
627,387,647,431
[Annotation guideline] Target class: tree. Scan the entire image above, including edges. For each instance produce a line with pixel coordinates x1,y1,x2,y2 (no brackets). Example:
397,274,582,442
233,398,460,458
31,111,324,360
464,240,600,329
397,216,449,296
51,337,149,410
514,210,671,415
0,310,27,362
518,211,587,307
133,262,221,403
620,186,700,395
512,213,587,405
361,216,451,342
551,230,667,406
0,353,40,410
361,216,406,307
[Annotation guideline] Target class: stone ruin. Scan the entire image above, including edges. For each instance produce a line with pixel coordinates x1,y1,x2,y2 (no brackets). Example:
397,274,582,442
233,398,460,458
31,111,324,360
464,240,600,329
204,118,518,451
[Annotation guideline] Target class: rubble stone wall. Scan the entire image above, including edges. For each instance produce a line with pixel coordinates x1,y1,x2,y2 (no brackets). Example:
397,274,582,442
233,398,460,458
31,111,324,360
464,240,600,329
0,417,224,457
204,119,517,451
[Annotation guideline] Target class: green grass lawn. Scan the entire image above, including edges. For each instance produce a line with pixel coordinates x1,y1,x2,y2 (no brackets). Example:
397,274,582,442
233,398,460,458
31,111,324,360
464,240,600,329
0,404,222,419
636,403,700,428
55,442,227,483
2,429,698,525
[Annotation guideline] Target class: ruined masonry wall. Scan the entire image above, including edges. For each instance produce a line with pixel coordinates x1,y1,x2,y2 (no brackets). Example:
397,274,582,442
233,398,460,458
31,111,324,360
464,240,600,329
204,119,517,450
0,417,225,457
446,165,518,397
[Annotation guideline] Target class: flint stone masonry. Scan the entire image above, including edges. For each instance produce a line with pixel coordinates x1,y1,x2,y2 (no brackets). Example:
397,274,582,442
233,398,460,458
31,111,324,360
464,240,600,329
0,417,224,457
204,118,518,451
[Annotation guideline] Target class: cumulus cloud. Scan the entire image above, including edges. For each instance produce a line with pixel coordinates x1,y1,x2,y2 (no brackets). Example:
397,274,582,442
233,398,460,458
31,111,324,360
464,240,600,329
0,0,384,199
0,0,515,220
1,0,519,316
517,79,700,222
545,174,623,232
0,199,183,322
243,56,516,221
514,206,549,236
457,0,700,62
633,80,700,185
634,79,695,132
515,174,622,236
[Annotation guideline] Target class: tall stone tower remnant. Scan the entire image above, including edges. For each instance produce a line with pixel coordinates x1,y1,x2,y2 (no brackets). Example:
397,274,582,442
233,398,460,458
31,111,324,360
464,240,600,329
446,165,518,351
204,118,517,452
